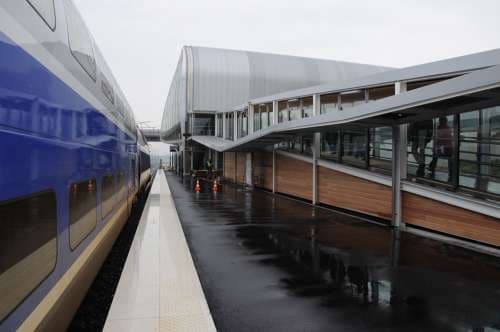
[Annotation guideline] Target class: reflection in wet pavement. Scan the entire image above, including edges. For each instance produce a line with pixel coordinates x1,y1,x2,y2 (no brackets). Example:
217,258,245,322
167,173,500,332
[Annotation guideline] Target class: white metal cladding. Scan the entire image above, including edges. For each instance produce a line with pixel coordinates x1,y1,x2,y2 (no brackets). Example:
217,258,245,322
191,46,391,112
161,46,391,141
162,51,187,141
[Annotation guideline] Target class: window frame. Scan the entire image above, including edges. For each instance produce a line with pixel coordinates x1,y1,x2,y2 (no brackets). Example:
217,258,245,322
0,189,58,322
26,0,57,31
68,178,98,250
101,174,116,219
64,1,97,81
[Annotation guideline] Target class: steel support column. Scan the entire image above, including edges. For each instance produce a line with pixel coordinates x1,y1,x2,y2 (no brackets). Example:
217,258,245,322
272,100,278,125
392,81,407,228
248,103,254,134
233,111,238,141
312,94,320,205
272,147,276,193
222,113,227,139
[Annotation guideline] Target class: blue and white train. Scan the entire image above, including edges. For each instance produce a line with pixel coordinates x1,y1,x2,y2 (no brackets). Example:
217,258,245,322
0,1,151,330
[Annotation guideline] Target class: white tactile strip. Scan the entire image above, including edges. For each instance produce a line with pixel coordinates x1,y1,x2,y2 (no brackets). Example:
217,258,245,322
104,172,216,332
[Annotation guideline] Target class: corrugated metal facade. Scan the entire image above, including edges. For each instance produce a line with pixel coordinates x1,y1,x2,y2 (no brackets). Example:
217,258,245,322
161,46,391,141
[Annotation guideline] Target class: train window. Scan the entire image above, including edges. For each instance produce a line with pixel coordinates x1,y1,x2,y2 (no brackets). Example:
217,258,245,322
117,171,126,201
101,76,115,105
64,1,97,81
101,175,115,218
0,191,57,322
26,0,56,30
69,179,97,250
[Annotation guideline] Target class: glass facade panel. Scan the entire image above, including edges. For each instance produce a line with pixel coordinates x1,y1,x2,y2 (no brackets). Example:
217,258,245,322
368,86,395,101
288,99,301,121
320,93,338,114
340,90,365,110
301,97,314,118
237,110,248,138
302,135,314,155
254,107,261,131
278,101,288,123
192,114,215,136
342,128,368,167
260,107,269,129
408,116,455,185
369,127,392,173
216,114,223,137
226,113,234,140
289,136,302,153
320,131,339,160
407,78,447,91
268,103,274,126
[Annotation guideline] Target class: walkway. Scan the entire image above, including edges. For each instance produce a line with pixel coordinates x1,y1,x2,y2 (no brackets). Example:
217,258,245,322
104,172,216,331
167,173,500,332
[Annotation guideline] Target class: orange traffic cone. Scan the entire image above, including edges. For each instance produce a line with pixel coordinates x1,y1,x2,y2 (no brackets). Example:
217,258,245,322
212,179,218,193
194,179,201,193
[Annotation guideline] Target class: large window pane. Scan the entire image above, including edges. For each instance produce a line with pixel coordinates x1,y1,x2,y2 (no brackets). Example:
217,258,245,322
340,90,365,110
342,128,368,167
301,97,313,118
408,115,455,184
0,191,57,322
254,108,261,131
302,135,313,155
288,99,301,121
320,93,338,114
69,179,97,249
368,86,395,101
278,101,288,123
101,174,115,218
320,131,339,161
237,111,247,138
369,127,392,172
193,114,215,136
459,111,479,189
226,113,234,140
260,107,269,129
480,106,500,195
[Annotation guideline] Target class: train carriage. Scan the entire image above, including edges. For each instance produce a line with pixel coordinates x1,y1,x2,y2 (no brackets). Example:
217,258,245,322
0,1,150,330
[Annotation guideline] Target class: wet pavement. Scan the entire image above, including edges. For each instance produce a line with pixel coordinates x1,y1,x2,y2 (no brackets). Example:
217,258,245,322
166,172,500,332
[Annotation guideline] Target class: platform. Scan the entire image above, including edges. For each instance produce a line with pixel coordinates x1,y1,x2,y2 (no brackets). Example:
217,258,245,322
103,172,216,331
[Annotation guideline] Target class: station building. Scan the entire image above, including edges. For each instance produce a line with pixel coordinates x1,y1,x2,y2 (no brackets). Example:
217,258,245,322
161,46,500,249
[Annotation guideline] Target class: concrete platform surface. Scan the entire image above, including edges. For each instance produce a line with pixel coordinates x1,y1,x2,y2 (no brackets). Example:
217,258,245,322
104,172,216,332
167,173,500,332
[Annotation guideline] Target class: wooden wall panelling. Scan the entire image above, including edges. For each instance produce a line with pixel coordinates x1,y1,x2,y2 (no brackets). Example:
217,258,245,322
317,166,392,220
403,192,500,247
276,154,312,201
252,151,273,190
223,152,236,182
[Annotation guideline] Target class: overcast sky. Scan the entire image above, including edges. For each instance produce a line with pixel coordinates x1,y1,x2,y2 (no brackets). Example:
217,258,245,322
74,0,500,129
